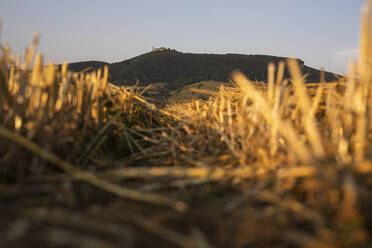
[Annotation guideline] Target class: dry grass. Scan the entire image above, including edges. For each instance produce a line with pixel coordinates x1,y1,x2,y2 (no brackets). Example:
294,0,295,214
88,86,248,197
0,35,160,180
160,60,371,246
2,1,372,247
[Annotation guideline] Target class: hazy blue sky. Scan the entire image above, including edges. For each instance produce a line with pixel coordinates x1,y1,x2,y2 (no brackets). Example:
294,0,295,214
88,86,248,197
0,0,365,74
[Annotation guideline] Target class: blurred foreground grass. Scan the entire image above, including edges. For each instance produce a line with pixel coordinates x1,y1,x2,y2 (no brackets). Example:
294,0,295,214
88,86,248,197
2,2,372,247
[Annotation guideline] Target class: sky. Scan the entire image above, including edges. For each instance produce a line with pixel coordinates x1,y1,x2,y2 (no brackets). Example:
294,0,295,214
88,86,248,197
0,0,366,74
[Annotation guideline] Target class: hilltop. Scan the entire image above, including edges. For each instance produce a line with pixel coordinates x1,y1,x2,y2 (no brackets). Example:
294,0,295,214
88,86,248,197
64,49,338,89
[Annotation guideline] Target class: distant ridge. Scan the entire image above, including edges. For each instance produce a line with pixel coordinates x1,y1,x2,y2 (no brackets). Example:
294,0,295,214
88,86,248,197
63,50,339,90
63,61,109,73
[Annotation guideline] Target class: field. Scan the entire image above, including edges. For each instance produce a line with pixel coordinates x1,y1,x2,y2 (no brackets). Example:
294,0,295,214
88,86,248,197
2,7,372,248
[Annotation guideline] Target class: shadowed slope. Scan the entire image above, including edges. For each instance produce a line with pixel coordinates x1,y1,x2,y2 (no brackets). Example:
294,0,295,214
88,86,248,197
64,50,338,88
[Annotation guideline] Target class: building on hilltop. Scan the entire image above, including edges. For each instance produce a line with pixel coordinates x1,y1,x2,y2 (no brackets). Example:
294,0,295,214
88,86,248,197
151,46,179,53
152,46,166,52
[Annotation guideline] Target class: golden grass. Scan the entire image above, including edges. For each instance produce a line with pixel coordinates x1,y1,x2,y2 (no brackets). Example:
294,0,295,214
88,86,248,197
156,61,371,245
0,35,187,211
0,35,154,179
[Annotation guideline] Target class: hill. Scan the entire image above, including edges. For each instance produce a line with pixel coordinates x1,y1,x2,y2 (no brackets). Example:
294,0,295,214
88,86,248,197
63,50,338,90
61,60,109,73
